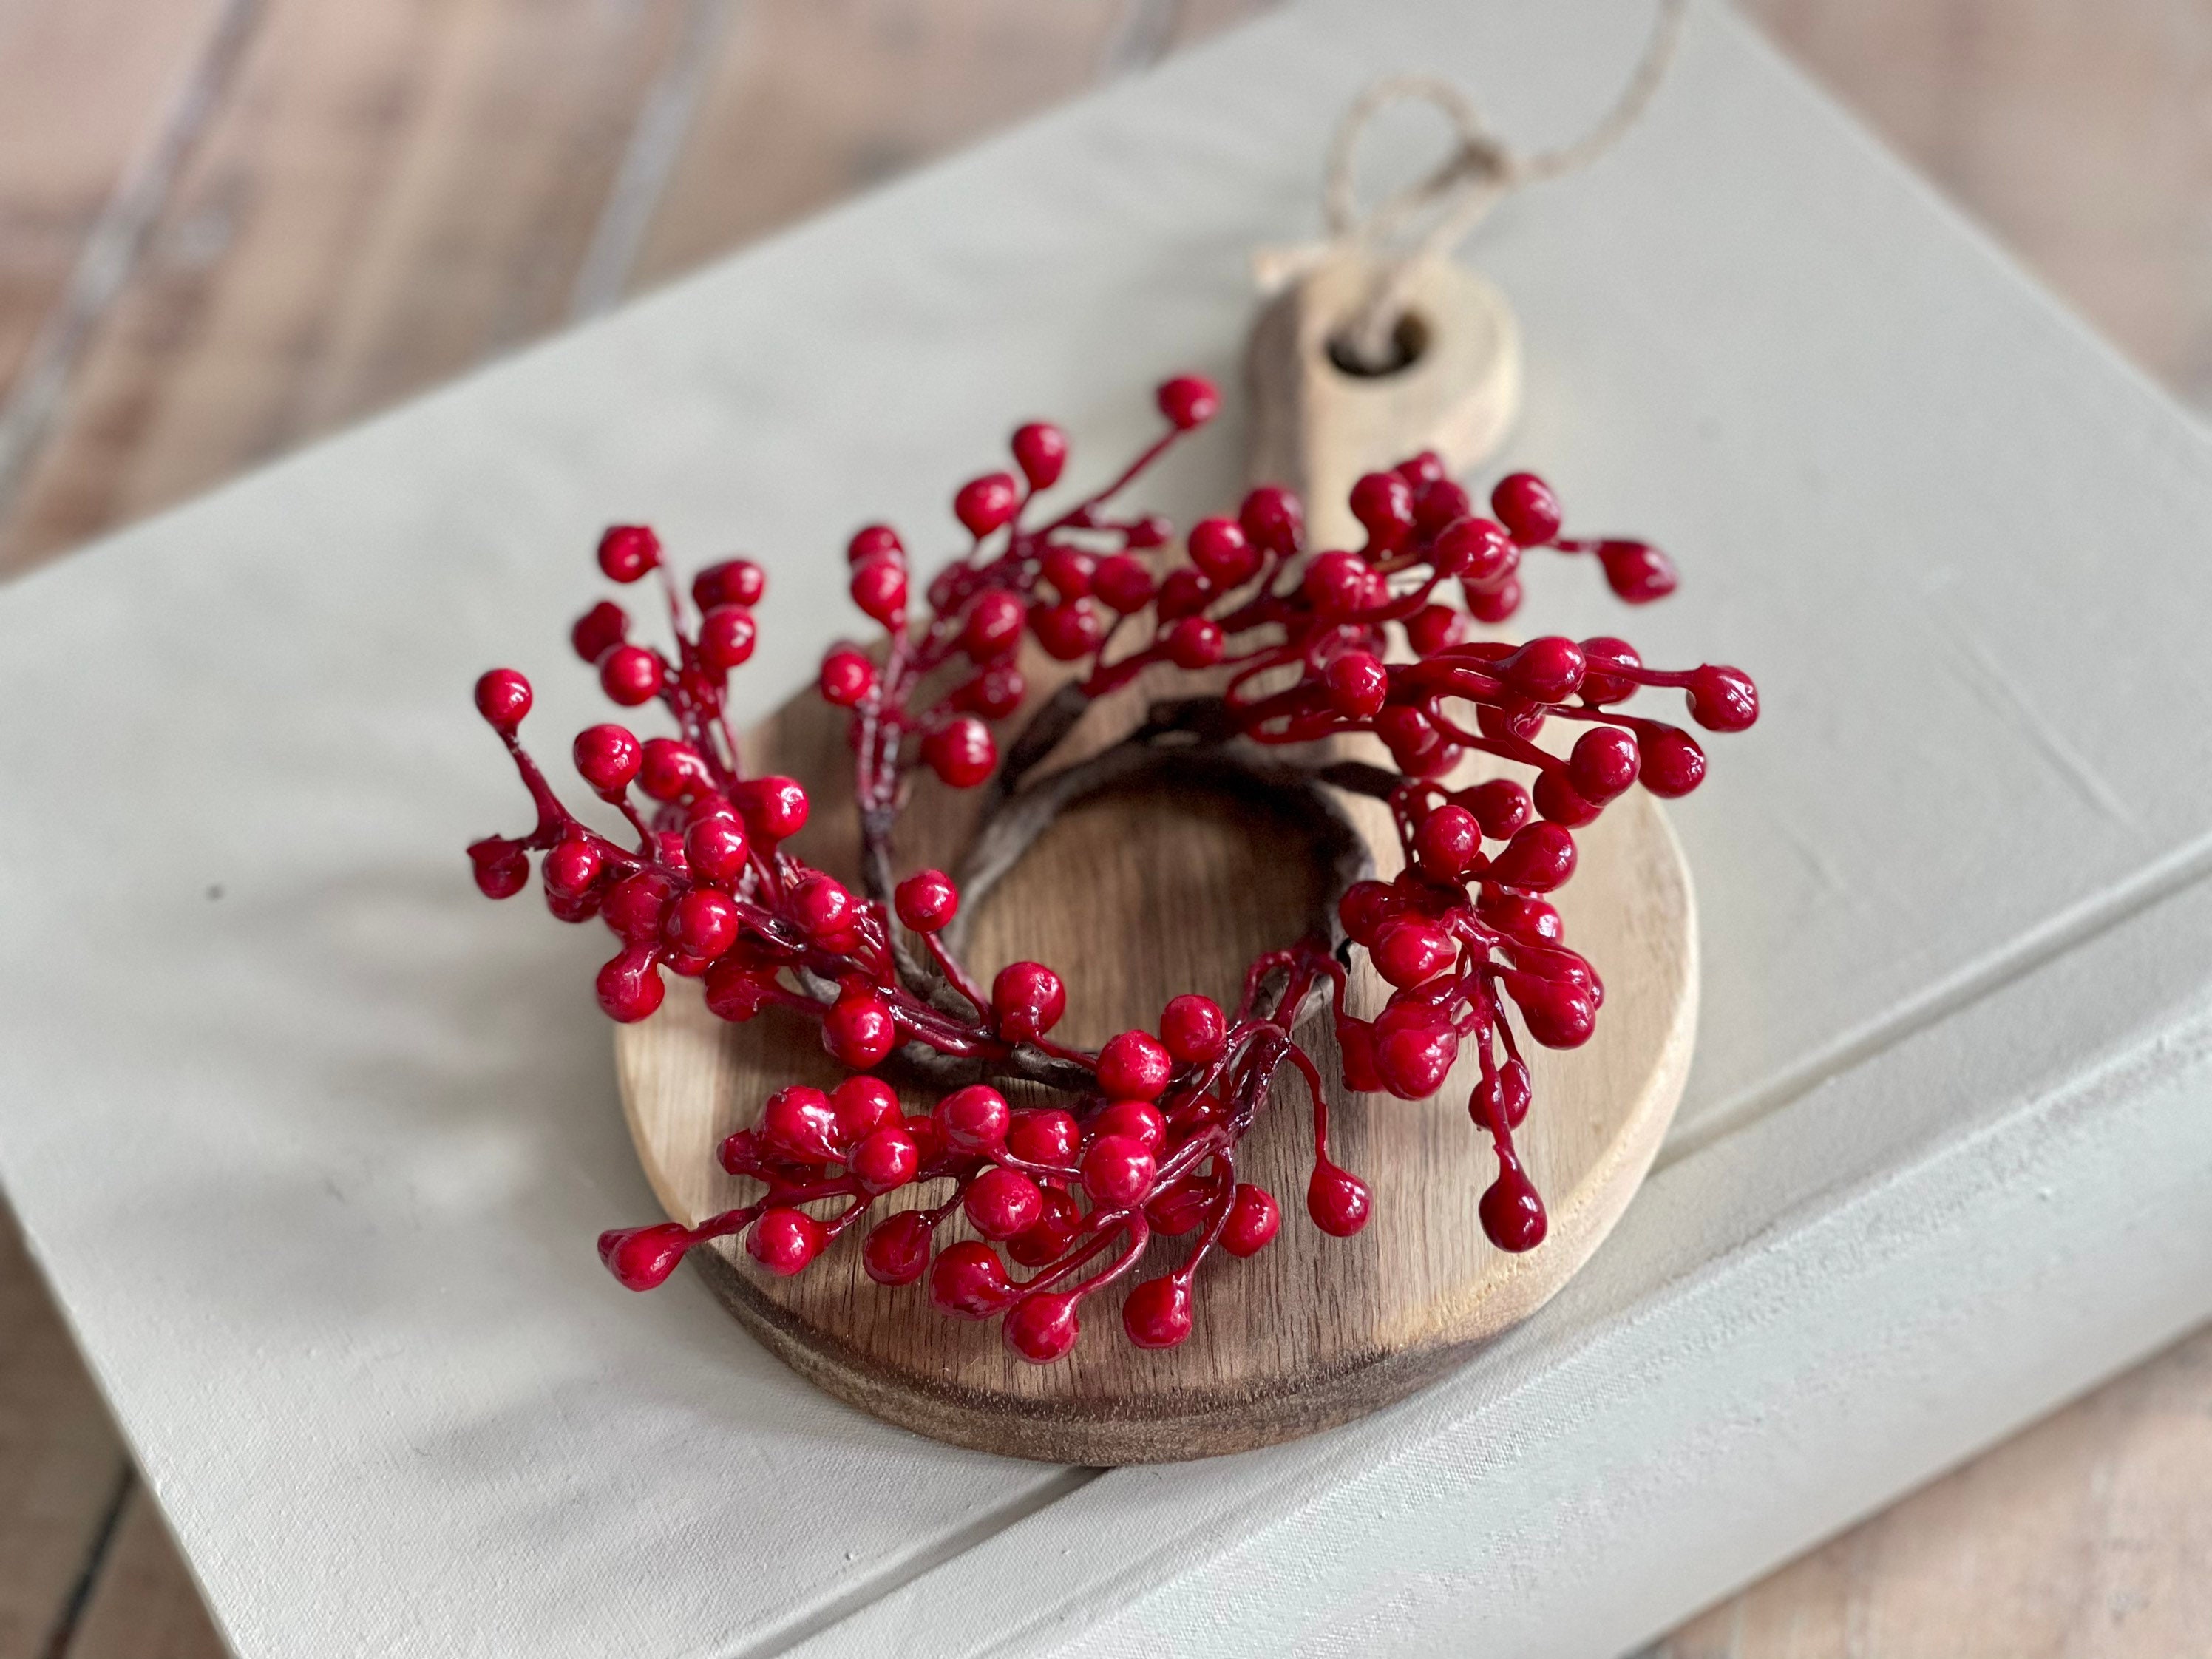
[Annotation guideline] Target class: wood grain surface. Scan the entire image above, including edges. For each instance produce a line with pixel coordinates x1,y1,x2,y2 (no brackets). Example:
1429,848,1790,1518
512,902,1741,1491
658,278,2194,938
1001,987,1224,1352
616,682,1694,1462
0,0,2208,1650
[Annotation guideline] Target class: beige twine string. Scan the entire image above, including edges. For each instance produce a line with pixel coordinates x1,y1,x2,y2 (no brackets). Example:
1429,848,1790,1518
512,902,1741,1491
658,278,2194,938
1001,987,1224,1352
1258,0,1689,370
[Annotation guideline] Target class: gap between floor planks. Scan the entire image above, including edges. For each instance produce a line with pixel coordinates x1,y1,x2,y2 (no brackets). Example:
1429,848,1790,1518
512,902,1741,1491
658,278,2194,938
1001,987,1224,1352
1,0,2210,1654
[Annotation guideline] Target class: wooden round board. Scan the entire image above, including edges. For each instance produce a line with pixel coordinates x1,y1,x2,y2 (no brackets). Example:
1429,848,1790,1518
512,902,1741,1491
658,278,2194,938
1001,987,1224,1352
614,680,1697,1464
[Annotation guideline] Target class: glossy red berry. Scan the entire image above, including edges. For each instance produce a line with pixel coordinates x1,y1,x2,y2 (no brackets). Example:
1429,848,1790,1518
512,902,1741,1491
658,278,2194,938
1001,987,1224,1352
597,524,660,583
639,737,711,802
1323,650,1388,719
1414,804,1482,881
1220,1184,1280,1257
1463,777,1532,839
1092,1099,1167,1154
922,716,997,789
1466,574,1523,623
1011,421,1068,489
1092,553,1156,613
699,605,758,672
1154,567,1214,621
1687,665,1760,732
1165,617,1225,669
1306,1161,1371,1237
850,554,908,627
1187,517,1259,586
1638,725,1706,796
1302,549,1376,619
1373,920,1456,988
1480,1161,1548,1252
540,837,604,899
1160,994,1227,1064
790,872,855,940
748,1207,828,1276
845,526,901,567
1501,636,1586,701
667,887,739,959
571,600,628,664
599,1222,691,1290
1156,374,1220,430
1097,1029,1173,1101
1596,538,1677,603
595,945,665,1022
1371,1003,1459,1099
599,643,664,706
991,961,1065,1041
1238,485,1303,556
693,557,765,610
929,1241,1013,1319
961,588,1025,660
1122,1274,1193,1348
572,723,642,793
702,960,777,1022
1008,1188,1082,1267
954,472,1020,538
1005,1108,1080,1168
1533,768,1599,828
823,988,897,1068
1079,1133,1156,1209
1004,1292,1081,1363
1568,726,1641,803
1040,546,1095,602
733,776,809,842
964,1167,1045,1241
1414,478,1473,536
863,1212,933,1285
1030,598,1103,662
761,1085,843,1163
850,1124,921,1195
1433,515,1519,587
1470,1059,1533,1133
952,662,1025,719
1488,821,1578,892
685,813,749,886
1490,473,1562,544
832,1075,900,1141
894,868,958,932
602,870,674,944
469,837,529,899
934,1085,1011,1156
474,668,532,732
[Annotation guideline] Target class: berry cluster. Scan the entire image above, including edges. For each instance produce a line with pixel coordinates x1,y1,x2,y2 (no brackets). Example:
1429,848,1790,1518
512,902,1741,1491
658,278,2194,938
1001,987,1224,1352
468,373,1754,1363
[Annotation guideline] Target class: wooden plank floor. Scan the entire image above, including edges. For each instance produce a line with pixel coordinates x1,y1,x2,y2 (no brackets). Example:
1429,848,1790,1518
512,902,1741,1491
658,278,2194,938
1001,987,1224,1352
0,1,2207,1652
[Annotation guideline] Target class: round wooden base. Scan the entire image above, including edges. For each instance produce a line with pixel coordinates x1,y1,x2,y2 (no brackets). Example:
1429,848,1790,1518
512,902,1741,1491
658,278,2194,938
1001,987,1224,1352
614,686,1696,1464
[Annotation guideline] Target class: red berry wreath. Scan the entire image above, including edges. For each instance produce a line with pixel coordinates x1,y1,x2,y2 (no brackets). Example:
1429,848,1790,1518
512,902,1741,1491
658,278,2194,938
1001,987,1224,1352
467,373,1756,1364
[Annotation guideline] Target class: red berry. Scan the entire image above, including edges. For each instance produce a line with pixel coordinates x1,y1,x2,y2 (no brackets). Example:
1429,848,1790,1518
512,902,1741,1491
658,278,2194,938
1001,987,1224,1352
693,557,765,610
685,813,750,886
1397,451,1447,489
964,1166,1045,1241
1405,603,1466,656
542,838,605,899
1414,804,1482,881
1371,1003,1459,1099
1160,994,1227,1064
923,716,997,789
863,1212,933,1285
846,526,902,567
601,869,673,945
1004,1292,1081,1363
991,961,1065,1041
571,600,628,664
1533,769,1599,827
474,668,532,732
600,643,665,706
733,776,809,842
1463,777,1532,840
1433,516,1519,587
1097,1029,1173,1101
790,872,854,939
823,988,897,1068
1145,1175,1219,1236
639,737,711,802
1372,920,1456,987
1302,549,1376,619
955,473,1020,538
929,1241,1013,1318
1480,1161,1548,1252
952,662,1025,719
1306,1161,1371,1236
1165,617,1225,669
1187,517,1259,586
1466,574,1523,623
934,1085,1011,1156
1079,1133,1156,1208
1154,567,1215,621
1470,1059,1533,1133
961,589,1026,660
1489,821,1578,891
1638,726,1706,796
1323,650,1388,719
849,1124,920,1195
469,837,529,899
748,1207,827,1276
1220,1184,1280,1257
1348,470,1416,552
1092,553,1156,613
1008,1187,1082,1266
1005,1108,1080,1168
573,723,642,793
1030,598,1103,661
599,1222,691,1290
699,605,757,672
1503,971,1597,1049
596,945,665,1022
832,1075,900,1142
1041,546,1096,602
1156,374,1220,430
1490,473,1562,544
1092,1099,1167,1154
1578,637,1644,704
703,960,777,1022
1568,726,1641,803
1595,538,1677,603
1414,479,1473,536
1687,665,1759,732
894,868,958,932
761,1085,843,1163
667,887,739,959
851,554,909,627
1479,892,1563,946
1239,485,1303,557
1501,636,1586,702
1337,879,1402,948
1122,1274,1193,1348
1011,422,1068,489
597,524,660,583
